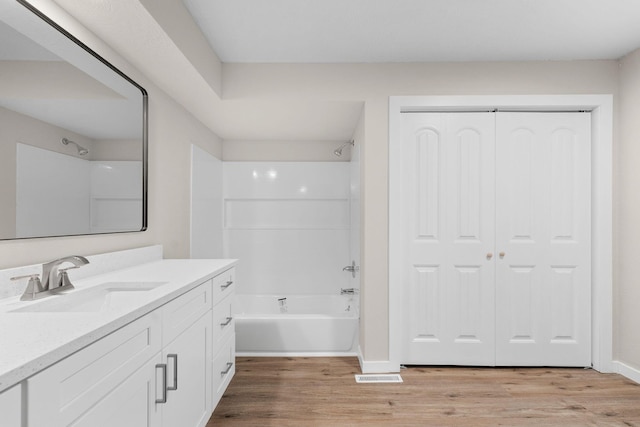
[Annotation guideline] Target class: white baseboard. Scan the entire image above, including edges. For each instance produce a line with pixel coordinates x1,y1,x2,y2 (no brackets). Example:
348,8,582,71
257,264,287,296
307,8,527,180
356,346,399,373
236,351,357,357
612,360,640,384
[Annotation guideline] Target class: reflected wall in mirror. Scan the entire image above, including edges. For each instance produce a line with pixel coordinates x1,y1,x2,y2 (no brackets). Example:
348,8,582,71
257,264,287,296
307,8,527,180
0,0,148,239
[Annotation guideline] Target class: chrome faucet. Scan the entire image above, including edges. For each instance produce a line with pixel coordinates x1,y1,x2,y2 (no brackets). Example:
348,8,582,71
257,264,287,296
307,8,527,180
42,255,90,292
10,255,90,301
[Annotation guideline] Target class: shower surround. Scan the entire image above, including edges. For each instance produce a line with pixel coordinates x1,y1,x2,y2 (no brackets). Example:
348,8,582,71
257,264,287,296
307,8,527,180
223,162,358,355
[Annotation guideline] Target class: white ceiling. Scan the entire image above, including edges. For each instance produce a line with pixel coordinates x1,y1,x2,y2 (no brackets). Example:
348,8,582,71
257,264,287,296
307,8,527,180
183,0,640,63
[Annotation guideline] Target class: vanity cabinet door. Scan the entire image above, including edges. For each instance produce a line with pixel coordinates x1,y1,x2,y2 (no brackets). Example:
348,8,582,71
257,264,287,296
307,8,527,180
0,383,23,427
27,312,161,427
160,310,212,427
69,354,162,427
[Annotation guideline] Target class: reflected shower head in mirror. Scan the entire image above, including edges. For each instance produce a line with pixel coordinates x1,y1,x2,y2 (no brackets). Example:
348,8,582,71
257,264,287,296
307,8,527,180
61,137,89,155
333,140,354,157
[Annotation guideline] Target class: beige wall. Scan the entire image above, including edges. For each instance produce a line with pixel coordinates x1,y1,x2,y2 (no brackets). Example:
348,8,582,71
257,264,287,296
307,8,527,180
351,108,366,352
222,61,620,362
91,139,142,161
617,48,640,370
222,140,351,162
0,0,222,269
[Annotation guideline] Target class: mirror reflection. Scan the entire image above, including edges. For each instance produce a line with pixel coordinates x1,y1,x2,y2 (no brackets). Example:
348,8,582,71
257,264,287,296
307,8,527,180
0,0,147,240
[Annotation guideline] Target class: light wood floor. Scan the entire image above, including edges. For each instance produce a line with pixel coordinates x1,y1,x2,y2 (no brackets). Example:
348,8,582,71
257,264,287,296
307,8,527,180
208,357,640,426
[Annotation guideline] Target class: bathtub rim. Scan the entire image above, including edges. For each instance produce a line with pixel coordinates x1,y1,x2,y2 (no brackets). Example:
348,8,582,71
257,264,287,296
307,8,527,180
234,293,360,317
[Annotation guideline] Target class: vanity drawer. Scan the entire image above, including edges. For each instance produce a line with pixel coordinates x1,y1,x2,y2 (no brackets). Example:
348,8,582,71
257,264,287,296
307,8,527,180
212,267,235,304
162,279,212,346
212,332,235,407
212,293,234,350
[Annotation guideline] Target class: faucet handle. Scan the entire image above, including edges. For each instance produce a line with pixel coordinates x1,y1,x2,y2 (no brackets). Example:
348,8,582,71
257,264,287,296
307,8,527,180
56,267,79,291
10,273,41,281
11,274,44,301
342,261,360,278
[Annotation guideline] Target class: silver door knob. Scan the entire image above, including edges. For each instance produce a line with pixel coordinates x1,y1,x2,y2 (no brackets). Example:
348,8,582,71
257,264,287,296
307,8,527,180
486,253,493,260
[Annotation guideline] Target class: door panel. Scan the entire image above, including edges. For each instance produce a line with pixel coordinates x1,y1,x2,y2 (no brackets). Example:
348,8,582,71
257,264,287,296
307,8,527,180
495,112,591,366
408,265,440,342
415,128,440,240
402,112,496,365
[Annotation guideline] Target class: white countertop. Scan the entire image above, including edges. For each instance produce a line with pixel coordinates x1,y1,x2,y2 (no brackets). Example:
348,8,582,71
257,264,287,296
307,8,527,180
0,258,237,393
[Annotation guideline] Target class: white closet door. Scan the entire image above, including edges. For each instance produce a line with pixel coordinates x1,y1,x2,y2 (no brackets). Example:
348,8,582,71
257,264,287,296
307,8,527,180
401,112,496,365
495,112,591,366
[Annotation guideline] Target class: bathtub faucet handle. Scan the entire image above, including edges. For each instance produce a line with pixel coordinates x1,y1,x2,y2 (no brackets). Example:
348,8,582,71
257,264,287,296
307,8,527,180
342,261,360,278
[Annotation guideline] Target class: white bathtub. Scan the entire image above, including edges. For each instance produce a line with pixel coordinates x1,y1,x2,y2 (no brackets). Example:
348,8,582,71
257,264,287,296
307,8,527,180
234,294,359,356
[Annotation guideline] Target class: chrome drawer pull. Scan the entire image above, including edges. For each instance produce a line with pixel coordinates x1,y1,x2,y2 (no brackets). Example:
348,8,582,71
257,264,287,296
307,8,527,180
220,280,233,290
155,363,168,404
221,362,233,375
167,354,178,391
220,317,233,327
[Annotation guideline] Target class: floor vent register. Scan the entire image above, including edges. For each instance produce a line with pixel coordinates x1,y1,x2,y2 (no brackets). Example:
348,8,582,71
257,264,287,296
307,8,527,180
354,374,403,384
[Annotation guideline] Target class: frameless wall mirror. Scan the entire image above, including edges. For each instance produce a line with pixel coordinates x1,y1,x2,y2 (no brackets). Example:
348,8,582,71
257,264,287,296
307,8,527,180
0,0,148,240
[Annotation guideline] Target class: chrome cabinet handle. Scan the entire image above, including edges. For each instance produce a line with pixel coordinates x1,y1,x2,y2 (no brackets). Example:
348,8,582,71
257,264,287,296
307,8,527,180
155,363,168,404
220,280,233,290
499,251,506,258
221,362,233,375
220,317,233,327
167,354,178,391
486,253,493,260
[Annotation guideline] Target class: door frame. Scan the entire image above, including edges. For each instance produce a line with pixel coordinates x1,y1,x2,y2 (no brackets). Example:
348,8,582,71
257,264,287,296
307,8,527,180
388,95,613,373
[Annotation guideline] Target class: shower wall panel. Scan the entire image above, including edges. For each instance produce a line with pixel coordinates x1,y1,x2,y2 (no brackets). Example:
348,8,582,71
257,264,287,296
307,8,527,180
16,144,142,237
223,162,351,295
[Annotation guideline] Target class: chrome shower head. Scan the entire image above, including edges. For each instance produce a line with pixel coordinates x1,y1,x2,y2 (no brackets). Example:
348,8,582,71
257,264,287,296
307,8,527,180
61,138,89,156
333,140,354,157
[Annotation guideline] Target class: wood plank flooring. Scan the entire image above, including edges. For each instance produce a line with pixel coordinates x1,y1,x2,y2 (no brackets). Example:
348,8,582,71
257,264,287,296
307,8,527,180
208,357,640,426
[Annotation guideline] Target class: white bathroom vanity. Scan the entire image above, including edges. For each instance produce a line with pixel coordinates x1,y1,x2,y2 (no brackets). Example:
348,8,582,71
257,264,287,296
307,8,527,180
0,247,236,427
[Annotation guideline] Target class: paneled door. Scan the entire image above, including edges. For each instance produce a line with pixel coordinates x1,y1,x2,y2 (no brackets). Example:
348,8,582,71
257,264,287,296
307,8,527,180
400,112,497,365
495,112,591,366
400,111,591,366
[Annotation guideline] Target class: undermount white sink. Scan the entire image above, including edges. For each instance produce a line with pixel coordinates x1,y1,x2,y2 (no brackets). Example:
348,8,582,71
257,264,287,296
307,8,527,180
11,282,168,313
